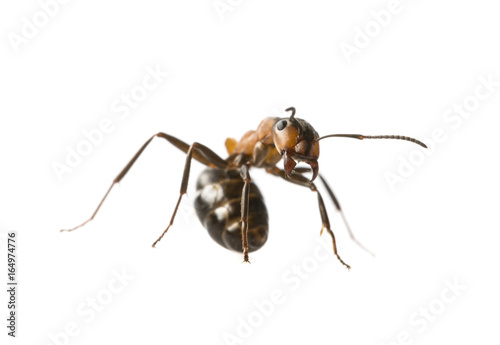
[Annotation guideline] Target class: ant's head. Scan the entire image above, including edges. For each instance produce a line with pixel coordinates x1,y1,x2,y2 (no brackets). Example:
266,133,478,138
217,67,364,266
272,107,428,183
272,107,320,182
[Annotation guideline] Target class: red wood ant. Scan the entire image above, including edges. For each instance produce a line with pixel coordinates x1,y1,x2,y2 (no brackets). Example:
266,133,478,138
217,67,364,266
61,107,426,269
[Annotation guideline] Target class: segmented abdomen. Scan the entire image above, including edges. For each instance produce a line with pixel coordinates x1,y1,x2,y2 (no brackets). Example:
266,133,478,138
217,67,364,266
194,168,268,252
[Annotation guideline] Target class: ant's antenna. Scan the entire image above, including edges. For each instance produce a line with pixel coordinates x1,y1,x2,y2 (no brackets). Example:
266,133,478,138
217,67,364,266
285,107,296,121
316,134,427,149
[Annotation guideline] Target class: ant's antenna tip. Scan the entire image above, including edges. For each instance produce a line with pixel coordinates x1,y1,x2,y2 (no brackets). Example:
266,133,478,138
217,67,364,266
285,107,296,120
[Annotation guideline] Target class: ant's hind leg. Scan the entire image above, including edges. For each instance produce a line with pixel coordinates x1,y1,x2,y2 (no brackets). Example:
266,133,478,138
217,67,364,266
61,133,228,237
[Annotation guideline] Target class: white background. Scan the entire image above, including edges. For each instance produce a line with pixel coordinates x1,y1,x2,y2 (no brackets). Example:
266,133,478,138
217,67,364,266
1,1,499,344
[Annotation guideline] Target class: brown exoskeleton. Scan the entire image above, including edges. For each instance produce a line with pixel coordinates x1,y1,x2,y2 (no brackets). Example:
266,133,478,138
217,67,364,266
61,107,426,269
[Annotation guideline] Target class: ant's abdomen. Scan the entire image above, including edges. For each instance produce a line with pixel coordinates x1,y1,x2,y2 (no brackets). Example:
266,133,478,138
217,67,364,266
194,168,268,253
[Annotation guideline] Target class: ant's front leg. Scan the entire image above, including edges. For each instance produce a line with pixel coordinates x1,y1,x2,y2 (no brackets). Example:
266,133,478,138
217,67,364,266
266,166,350,270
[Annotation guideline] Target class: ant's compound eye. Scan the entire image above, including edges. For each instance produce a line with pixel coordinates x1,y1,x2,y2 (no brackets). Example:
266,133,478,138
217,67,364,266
276,120,287,131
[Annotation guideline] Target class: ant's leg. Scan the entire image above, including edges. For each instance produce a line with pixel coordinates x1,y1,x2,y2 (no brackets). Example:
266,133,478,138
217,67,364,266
266,167,350,269
239,165,252,263
61,132,228,233
151,142,229,247
318,175,374,257
290,167,374,257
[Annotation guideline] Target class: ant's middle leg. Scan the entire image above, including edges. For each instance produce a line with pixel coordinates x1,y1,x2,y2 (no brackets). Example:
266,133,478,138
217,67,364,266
239,165,252,263
151,141,229,247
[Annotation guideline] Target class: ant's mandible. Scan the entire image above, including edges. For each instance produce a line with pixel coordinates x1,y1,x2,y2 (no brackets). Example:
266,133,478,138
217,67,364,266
61,107,426,269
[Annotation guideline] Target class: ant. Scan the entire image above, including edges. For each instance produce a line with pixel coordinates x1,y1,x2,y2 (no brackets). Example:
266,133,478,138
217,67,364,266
61,107,426,269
